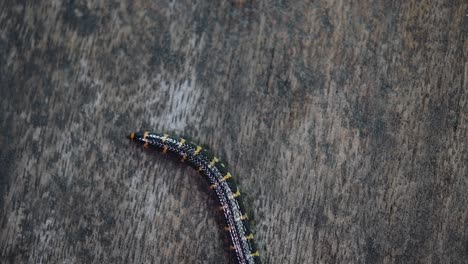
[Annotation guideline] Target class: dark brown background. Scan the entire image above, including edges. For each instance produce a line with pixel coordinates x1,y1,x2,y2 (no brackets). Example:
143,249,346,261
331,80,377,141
1,1,467,263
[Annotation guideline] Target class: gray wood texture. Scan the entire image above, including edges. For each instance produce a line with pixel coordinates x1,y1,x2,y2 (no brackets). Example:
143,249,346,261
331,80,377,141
1,1,467,263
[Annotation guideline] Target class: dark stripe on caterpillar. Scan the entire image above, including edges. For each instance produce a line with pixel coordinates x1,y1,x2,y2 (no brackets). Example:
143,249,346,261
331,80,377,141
128,131,261,264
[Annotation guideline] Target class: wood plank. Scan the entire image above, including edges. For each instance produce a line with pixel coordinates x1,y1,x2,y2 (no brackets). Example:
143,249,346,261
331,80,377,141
0,1,466,263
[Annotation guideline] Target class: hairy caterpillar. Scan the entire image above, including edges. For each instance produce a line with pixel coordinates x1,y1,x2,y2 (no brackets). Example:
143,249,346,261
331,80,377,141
128,131,261,264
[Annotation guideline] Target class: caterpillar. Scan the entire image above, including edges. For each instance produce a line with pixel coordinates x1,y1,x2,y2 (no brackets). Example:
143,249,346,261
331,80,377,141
128,131,261,264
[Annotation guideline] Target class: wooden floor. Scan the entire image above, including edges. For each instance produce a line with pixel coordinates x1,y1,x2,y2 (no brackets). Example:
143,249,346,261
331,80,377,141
1,1,467,263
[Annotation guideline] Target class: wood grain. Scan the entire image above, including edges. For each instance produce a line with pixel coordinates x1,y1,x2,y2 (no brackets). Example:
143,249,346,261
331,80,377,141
1,1,467,263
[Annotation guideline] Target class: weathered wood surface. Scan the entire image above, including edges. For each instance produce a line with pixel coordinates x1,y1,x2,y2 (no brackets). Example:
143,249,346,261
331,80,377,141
1,1,467,263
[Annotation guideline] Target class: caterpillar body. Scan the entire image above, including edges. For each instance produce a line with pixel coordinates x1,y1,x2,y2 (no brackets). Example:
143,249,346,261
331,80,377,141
128,131,261,264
